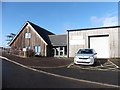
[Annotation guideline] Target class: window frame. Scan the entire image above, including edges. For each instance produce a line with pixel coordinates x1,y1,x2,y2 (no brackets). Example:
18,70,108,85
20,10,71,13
25,32,31,38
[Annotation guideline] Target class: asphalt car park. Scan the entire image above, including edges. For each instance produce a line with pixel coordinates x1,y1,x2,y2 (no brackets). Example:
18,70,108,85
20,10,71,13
2,53,120,88
2,53,120,72
67,59,120,71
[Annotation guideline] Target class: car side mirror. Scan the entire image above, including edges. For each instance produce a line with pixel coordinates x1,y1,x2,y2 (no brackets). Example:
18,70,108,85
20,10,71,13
94,53,97,55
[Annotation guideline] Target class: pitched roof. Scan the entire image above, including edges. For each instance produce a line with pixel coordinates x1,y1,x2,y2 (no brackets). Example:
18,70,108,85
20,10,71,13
9,21,55,46
49,34,67,46
28,21,55,45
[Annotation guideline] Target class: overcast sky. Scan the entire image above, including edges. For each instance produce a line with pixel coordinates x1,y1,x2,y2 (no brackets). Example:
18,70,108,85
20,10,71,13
2,2,118,47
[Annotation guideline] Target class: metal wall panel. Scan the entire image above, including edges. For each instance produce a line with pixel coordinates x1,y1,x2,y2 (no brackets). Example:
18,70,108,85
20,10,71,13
68,27,119,58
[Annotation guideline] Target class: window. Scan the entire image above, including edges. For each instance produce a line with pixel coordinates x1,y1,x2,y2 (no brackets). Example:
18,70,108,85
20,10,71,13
60,47,63,50
65,47,67,55
34,45,41,55
60,52,63,55
26,46,30,49
25,32,31,38
77,49,93,54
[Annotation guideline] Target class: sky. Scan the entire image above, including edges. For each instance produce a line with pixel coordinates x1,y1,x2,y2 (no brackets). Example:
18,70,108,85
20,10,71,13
1,2,118,47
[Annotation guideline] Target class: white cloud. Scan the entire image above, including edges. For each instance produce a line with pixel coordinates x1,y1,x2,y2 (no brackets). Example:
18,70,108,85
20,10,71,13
90,12,118,27
103,16,118,26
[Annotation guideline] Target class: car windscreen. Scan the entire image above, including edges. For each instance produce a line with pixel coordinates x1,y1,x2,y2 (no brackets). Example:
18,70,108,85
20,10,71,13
77,49,93,54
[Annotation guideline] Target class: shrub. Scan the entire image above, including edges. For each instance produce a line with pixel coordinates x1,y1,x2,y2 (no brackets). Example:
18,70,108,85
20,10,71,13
26,49,35,57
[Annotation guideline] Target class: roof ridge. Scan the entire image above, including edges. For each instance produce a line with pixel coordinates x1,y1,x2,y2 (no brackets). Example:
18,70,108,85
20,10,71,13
27,21,55,35
27,21,55,45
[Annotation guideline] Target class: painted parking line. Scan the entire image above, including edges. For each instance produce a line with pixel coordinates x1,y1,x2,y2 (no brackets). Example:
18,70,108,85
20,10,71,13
108,60,119,69
101,60,119,71
67,60,119,71
67,63,99,70
67,62,74,68
1,56,120,88
98,60,104,67
67,64,117,71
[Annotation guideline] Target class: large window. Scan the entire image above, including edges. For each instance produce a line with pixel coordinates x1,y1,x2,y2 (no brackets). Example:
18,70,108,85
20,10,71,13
25,32,31,38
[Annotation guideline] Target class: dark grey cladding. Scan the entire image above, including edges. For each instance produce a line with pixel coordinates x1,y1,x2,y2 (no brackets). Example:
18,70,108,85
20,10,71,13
49,34,67,46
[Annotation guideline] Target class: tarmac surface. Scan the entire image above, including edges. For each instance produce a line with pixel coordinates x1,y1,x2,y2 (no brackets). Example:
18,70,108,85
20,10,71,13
1,53,120,88
3,60,118,88
2,53,73,67
2,53,120,71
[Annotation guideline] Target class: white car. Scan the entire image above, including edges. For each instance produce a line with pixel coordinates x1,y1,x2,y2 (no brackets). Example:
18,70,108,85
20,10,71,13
74,49,97,65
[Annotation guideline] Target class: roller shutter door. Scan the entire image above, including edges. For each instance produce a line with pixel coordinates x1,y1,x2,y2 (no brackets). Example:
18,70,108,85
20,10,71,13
89,36,109,58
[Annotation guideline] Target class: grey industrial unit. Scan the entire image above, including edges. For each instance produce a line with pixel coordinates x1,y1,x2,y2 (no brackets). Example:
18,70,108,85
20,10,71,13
67,26,120,58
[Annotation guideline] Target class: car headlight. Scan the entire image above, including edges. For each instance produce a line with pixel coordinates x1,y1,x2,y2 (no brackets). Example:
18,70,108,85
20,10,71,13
89,56,94,59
